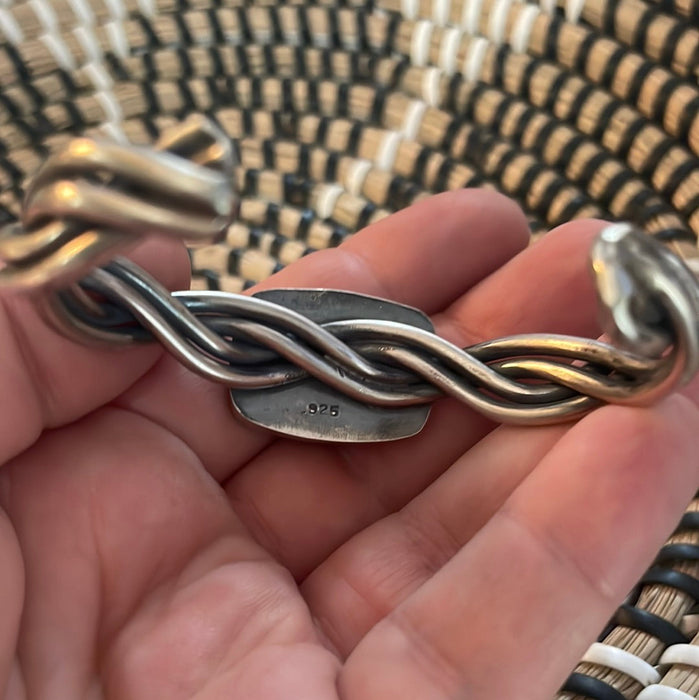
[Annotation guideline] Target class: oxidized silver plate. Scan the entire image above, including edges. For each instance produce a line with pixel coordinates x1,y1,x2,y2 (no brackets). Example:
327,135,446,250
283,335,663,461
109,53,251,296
229,289,434,442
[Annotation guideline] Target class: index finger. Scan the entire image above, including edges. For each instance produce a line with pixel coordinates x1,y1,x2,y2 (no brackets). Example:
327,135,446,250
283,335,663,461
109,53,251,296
339,395,699,699
0,238,190,465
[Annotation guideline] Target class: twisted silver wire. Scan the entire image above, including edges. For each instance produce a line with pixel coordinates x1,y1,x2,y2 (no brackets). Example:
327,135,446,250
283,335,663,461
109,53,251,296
1,118,698,426
0,114,236,289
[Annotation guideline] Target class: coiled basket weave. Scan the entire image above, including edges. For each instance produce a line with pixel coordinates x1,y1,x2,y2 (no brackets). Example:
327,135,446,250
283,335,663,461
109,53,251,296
1,0,699,697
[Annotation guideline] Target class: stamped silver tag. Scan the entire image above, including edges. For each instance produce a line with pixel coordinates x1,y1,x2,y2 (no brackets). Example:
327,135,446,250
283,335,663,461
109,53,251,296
229,289,434,442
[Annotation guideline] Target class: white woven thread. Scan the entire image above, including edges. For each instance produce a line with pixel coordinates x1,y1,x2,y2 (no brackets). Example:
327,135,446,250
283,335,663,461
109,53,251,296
421,66,442,106
402,100,427,140
251,24,272,45
581,643,661,687
83,61,114,91
432,0,451,24
402,0,419,19
66,0,94,26
565,0,586,22
637,687,696,700
510,3,540,53
345,159,373,196
0,8,23,43
463,36,490,82
375,131,402,170
101,0,126,21
104,20,129,59
659,643,699,670
410,19,433,67
28,0,58,32
313,28,330,49
461,0,484,34
439,26,462,74
98,120,127,144
40,33,76,70
488,0,513,44
284,30,300,45
94,89,123,125
137,0,155,18
315,183,344,219
73,25,102,63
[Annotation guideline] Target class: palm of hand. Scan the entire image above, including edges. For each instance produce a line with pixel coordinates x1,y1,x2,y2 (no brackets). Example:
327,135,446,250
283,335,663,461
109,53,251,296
1,192,698,700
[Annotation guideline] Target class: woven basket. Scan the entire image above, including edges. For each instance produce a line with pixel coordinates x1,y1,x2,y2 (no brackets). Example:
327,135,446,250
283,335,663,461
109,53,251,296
1,1,699,697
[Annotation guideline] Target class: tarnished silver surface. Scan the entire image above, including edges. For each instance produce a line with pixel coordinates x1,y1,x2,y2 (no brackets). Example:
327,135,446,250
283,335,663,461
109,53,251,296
230,289,434,442
0,114,236,290
591,223,699,390
1,119,698,442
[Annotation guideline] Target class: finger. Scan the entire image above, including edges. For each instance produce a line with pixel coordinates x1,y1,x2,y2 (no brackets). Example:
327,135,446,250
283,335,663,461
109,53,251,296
0,406,328,697
1,407,250,694
0,238,190,464
435,218,604,345
256,188,530,312
301,421,569,655
116,189,530,479
227,220,607,579
0,507,23,695
339,395,699,699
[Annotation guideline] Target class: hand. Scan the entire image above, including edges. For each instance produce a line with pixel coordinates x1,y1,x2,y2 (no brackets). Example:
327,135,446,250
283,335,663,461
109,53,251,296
1,190,698,699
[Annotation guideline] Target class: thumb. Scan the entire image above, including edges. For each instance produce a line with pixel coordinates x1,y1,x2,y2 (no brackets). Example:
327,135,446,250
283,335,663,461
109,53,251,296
0,237,190,465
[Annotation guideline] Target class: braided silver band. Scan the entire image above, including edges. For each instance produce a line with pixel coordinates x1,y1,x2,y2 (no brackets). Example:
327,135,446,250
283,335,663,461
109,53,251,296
1,117,697,440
